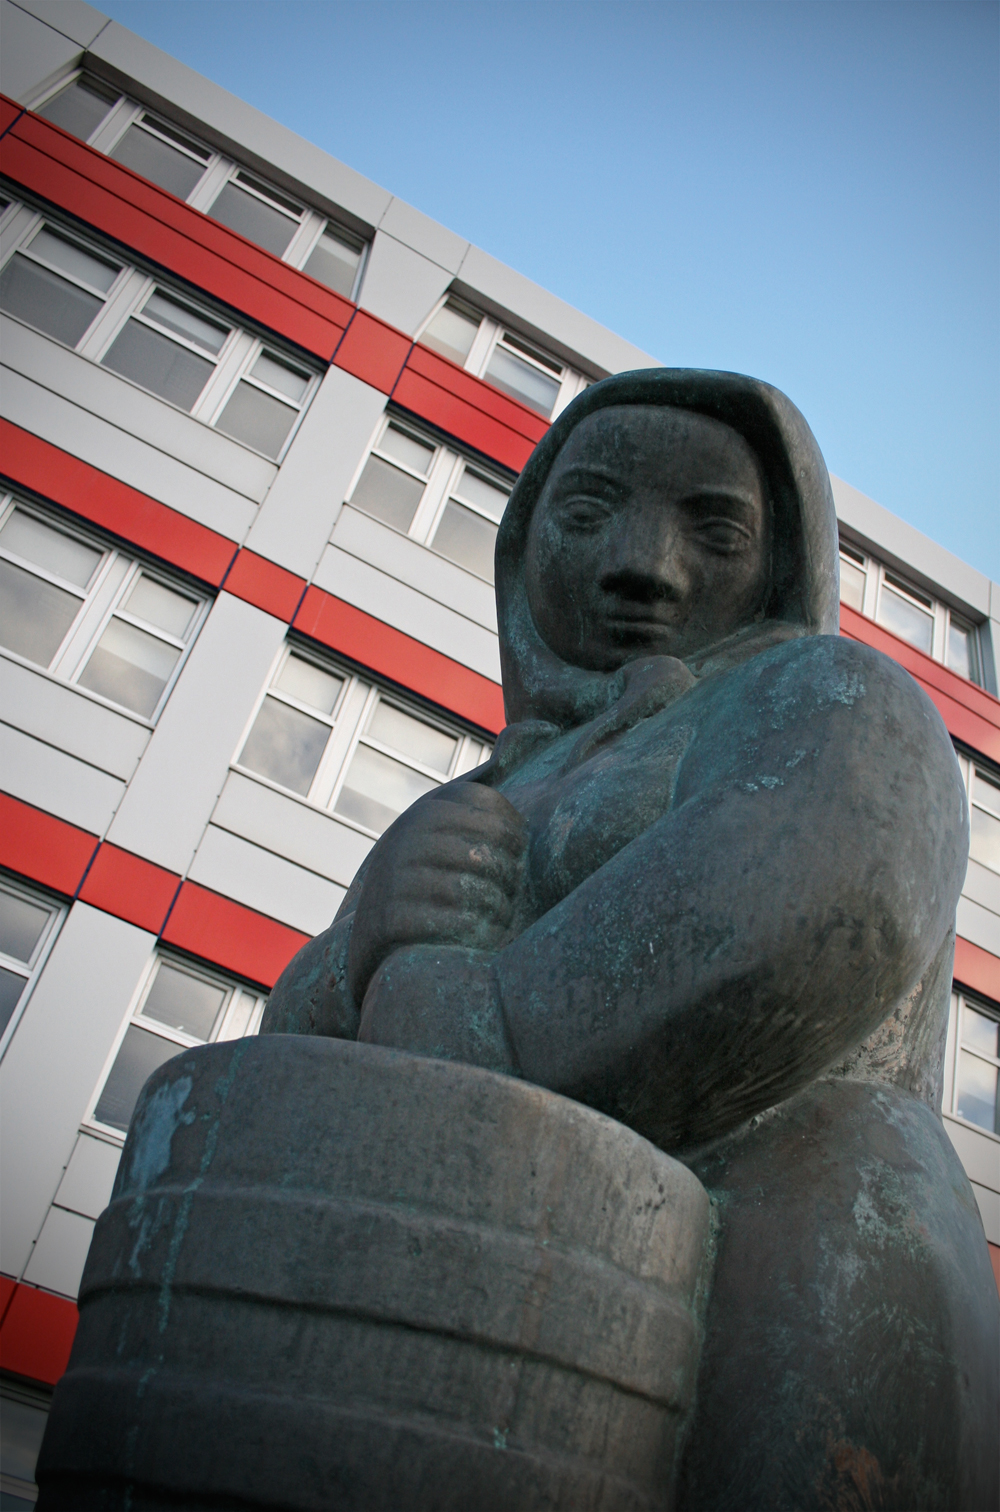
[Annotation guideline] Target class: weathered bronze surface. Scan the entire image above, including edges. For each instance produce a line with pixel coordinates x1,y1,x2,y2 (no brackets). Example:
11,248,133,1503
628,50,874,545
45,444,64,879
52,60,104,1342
39,371,999,1510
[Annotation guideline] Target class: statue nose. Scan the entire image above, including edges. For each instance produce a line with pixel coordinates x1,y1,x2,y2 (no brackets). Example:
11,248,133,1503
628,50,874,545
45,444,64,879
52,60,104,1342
599,567,678,605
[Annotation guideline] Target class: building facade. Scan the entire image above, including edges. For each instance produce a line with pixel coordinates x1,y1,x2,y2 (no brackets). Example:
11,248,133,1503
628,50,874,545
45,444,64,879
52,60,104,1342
1,1,998,1498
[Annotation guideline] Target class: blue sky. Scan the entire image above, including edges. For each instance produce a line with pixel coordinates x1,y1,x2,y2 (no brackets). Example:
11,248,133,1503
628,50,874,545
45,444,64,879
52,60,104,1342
100,0,999,579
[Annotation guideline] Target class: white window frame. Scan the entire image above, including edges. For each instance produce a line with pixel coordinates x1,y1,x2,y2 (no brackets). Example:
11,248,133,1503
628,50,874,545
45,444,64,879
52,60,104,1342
838,539,986,686
0,495,212,724
0,201,321,460
26,71,369,299
416,293,589,420
943,988,1000,1143
344,413,514,582
0,875,67,1060
956,750,1000,877
83,950,268,1144
232,640,492,836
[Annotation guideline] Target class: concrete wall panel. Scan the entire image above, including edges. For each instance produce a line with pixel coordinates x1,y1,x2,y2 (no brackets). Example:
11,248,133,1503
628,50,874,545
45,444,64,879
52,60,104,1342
211,770,373,889
957,895,1000,957
104,595,286,872
0,655,150,782
52,1132,121,1220
0,0,82,101
378,198,468,276
10,0,108,50
188,824,344,935
0,720,124,833
358,234,452,338
962,860,1000,920
22,1204,95,1297
0,903,153,1277
944,1116,1000,1197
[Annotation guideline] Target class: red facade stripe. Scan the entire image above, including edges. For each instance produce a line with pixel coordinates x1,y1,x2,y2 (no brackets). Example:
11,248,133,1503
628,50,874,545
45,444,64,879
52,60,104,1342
333,309,413,393
0,419,237,586
0,793,98,896
1,97,23,134
0,102,352,361
393,344,548,475
954,936,1000,1004
78,844,180,935
402,343,549,446
293,584,506,735
0,1282,78,1386
162,881,309,989
223,549,307,622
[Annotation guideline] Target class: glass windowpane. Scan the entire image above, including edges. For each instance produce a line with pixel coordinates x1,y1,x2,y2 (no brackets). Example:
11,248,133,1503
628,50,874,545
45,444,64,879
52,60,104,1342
215,382,298,459
239,695,330,795
251,353,310,402
335,745,437,834
378,426,435,475
0,254,102,345
974,771,1000,818
123,575,198,639
0,891,51,964
970,804,1000,873
94,1025,182,1132
142,292,229,354
102,319,214,410
142,962,226,1039
962,1005,1000,1060
110,124,206,199
956,1049,999,1134
350,455,425,532
875,586,934,654
209,181,298,256
0,966,26,1035
0,558,82,664
303,231,361,297
485,346,561,416
420,303,479,366
454,470,509,522
367,703,458,773
274,655,342,715
946,621,974,679
0,510,101,586
37,77,118,140
839,555,866,612
28,228,120,293
78,617,182,716
432,500,498,582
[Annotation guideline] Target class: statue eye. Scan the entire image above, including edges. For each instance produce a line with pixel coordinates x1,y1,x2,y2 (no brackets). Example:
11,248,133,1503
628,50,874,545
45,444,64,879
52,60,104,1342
558,496,614,529
693,519,752,552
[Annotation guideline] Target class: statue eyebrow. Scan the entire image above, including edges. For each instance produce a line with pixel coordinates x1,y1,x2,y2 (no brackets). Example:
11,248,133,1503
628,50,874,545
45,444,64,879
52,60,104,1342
678,486,761,519
551,465,624,491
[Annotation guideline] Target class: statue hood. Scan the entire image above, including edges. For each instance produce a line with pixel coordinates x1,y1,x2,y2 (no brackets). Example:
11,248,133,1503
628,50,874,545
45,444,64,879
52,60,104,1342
494,368,841,730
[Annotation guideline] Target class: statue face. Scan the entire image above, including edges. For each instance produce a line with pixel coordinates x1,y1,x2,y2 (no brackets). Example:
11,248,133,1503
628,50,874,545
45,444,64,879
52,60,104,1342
525,405,771,670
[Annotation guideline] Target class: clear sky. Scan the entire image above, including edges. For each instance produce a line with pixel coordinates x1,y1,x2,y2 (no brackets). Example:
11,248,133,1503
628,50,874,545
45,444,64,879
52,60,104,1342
100,0,999,580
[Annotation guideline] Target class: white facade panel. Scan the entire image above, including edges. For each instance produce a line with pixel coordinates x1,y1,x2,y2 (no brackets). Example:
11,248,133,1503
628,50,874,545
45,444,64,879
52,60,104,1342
0,365,258,544
244,367,386,578
962,859,1000,920
358,233,453,337
3,319,277,504
332,507,498,633
0,720,124,833
188,824,345,936
944,1116,1000,1196
956,895,1000,958
0,654,150,782
52,1132,121,1221
970,1181,1000,1246
0,903,154,1277
22,1205,95,1298
0,0,85,101
104,595,287,872
378,198,469,276
211,770,373,889
9,0,108,50
314,543,502,683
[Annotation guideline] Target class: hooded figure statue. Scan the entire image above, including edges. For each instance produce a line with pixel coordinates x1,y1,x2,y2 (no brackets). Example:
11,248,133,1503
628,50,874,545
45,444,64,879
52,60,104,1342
265,370,999,1510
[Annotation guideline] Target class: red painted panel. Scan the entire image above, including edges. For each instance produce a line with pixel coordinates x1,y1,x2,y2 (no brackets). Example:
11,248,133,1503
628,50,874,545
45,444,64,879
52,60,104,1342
162,881,309,989
293,585,506,735
0,419,237,586
1,97,23,133
393,367,536,475
78,844,180,934
954,937,1000,1004
0,1284,78,1386
224,549,306,622
405,343,549,442
841,603,1000,763
988,1242,1000,1296
333,310,412,394
0,102,352,360
0,1274,16,1327
0,794,98,896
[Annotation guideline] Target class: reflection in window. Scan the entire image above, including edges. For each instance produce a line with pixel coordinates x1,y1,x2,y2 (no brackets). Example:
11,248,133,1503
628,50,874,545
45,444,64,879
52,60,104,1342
110,114,211,199
101,289,230,411
0,879,63,1038
970,768,1000,874
0,225,121,347
214,351,312,459
430,468,509,583
239,652,345,795
838,548,866,612
208,172,303,256
349,423,436,533
954,997,1000,1135
335,702,457,835
420,299,480,366
37,75,120,140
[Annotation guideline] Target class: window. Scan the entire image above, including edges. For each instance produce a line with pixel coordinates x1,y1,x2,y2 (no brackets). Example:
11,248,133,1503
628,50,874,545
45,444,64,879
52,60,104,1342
346,417,513,583
0,499,209,721
88,955,267,1136
0,1378,51,1508
949,992,1000,1137
0,208,321,460
418,294,589,420
28,73,368,297
235,644,492,836
838,540,986,686
0,877,64,1045
969,766,1000,874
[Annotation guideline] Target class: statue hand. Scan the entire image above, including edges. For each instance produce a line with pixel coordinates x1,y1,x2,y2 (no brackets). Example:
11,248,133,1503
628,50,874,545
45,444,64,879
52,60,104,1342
347,781,527,1007
357,944,515,1075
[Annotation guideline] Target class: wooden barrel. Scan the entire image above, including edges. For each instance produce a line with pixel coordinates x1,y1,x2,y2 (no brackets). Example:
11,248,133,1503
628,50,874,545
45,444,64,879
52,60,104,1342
37,1036,712,1511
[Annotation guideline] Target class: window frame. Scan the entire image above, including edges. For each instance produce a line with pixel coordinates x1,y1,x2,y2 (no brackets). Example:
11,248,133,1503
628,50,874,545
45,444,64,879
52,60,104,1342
83,950,268,1143
0,495,212,724
232,640,493,837
0,875,67,1059
944,988,1000,1143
